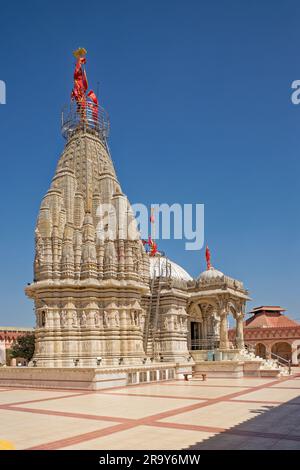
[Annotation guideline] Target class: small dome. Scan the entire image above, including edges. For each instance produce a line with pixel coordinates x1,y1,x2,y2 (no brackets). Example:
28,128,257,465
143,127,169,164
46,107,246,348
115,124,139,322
149,255,193,281
199,267,224,282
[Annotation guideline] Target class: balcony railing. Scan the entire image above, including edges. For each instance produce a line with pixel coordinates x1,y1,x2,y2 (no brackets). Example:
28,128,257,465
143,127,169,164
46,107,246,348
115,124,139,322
191,339,220,350
61,101,110,142
271,352,292,375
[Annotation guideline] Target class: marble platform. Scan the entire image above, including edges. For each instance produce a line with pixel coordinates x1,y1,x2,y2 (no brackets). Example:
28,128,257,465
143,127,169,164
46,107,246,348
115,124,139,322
0,362,193,391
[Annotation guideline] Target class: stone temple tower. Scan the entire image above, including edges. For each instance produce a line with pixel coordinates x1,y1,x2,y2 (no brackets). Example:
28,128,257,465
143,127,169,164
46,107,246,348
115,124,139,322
26,49,150,367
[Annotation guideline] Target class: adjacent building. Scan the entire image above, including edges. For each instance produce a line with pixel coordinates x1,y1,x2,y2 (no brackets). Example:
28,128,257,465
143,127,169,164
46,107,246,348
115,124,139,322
229,306,300,365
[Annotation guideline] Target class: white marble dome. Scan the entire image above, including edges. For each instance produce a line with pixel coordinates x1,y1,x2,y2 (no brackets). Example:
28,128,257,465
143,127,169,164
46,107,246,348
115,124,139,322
149,255,193,281
199,267,224,282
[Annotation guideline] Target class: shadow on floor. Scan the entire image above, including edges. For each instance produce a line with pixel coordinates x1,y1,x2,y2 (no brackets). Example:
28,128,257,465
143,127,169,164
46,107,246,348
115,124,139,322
186,390,300,450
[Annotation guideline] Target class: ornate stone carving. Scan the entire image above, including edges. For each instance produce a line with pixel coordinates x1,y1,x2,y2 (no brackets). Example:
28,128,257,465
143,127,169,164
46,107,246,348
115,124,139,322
72,312,78,327
61,311,67,327
94,312,100,327
80,311,87,327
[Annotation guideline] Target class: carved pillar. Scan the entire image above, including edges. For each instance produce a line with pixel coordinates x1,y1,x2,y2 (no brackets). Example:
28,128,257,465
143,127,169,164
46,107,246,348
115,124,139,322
292,342,299,365
265,343,272,359
219,313,229,349
235,314,244,349
212,311,220,339
202,317,207,339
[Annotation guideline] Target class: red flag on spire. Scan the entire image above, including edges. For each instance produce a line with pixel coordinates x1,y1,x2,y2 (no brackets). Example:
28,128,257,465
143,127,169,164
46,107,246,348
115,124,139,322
205,245,211,270
150,241,158,256
71,49,100,125
71,56,88,104
87,90,99,123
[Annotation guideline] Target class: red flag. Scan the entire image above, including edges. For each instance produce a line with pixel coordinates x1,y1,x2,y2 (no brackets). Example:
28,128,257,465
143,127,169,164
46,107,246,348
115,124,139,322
205,245,211,270
150,241,158,256
72,57,88,104
87,90,99,122
88,90,98,104
82,69,88,92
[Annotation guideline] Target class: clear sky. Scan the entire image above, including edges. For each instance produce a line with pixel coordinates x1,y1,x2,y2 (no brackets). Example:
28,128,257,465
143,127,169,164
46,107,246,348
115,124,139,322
0,0,299,327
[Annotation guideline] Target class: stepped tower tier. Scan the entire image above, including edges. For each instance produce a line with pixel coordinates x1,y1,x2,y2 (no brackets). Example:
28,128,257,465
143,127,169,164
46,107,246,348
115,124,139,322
26,50,150,367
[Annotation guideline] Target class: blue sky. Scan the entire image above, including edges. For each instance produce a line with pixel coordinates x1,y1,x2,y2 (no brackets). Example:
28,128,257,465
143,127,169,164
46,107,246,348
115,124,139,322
0,0,299,326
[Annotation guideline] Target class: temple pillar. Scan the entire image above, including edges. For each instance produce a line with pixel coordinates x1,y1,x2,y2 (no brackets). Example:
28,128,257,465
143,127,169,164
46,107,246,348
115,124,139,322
265,343,272,359
0,339,6,365
235,314,244,349
219,313,229,349
202,317,208,339
292,341,299,365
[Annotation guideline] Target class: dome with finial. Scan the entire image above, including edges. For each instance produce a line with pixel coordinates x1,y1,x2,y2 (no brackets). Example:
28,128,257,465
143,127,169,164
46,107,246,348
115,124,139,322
198,245,225,283
198,267,224,283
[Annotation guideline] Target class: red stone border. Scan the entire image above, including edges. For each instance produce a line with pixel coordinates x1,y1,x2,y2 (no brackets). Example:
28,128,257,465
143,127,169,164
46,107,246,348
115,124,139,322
269,386,300,390
27,422,138,451
0,391,92,407
3,405,135,423
102,391,211,401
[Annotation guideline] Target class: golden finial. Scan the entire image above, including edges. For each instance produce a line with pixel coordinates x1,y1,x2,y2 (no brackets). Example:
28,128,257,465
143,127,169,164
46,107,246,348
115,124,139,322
73,47,87,59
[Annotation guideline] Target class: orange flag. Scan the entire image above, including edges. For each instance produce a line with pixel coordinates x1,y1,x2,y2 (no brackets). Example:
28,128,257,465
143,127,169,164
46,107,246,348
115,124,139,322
72,57,88,103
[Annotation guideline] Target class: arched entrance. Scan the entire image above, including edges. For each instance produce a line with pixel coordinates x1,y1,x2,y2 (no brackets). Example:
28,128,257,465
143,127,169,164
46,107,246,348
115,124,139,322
188,302,220,350
271,342,292,361
255,343,266,359
190,321,203,350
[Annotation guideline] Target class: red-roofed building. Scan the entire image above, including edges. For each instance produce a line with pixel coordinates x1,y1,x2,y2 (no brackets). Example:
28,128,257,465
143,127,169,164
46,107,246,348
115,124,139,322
229,306,300,365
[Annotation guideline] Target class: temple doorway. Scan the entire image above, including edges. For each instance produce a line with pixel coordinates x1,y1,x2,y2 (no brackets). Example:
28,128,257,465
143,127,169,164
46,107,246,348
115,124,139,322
190,321,202,350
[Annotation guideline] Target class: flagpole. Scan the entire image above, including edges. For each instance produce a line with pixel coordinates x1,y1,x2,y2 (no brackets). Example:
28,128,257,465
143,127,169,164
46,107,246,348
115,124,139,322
150,207,155,241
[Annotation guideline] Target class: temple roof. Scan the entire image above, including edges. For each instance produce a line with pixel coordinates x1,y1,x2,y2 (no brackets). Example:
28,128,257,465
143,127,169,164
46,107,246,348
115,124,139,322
249,306,286,314
245,309,299,329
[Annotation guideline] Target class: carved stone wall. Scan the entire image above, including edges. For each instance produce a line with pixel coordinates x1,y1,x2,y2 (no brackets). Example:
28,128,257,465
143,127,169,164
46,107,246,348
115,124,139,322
143,278,190,363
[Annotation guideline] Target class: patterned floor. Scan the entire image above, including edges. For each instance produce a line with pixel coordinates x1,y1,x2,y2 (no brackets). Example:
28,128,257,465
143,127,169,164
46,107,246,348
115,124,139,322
1,373,300,450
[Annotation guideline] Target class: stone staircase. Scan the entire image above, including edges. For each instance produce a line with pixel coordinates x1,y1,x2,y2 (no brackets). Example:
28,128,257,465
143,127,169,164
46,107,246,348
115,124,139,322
239,348,290,376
